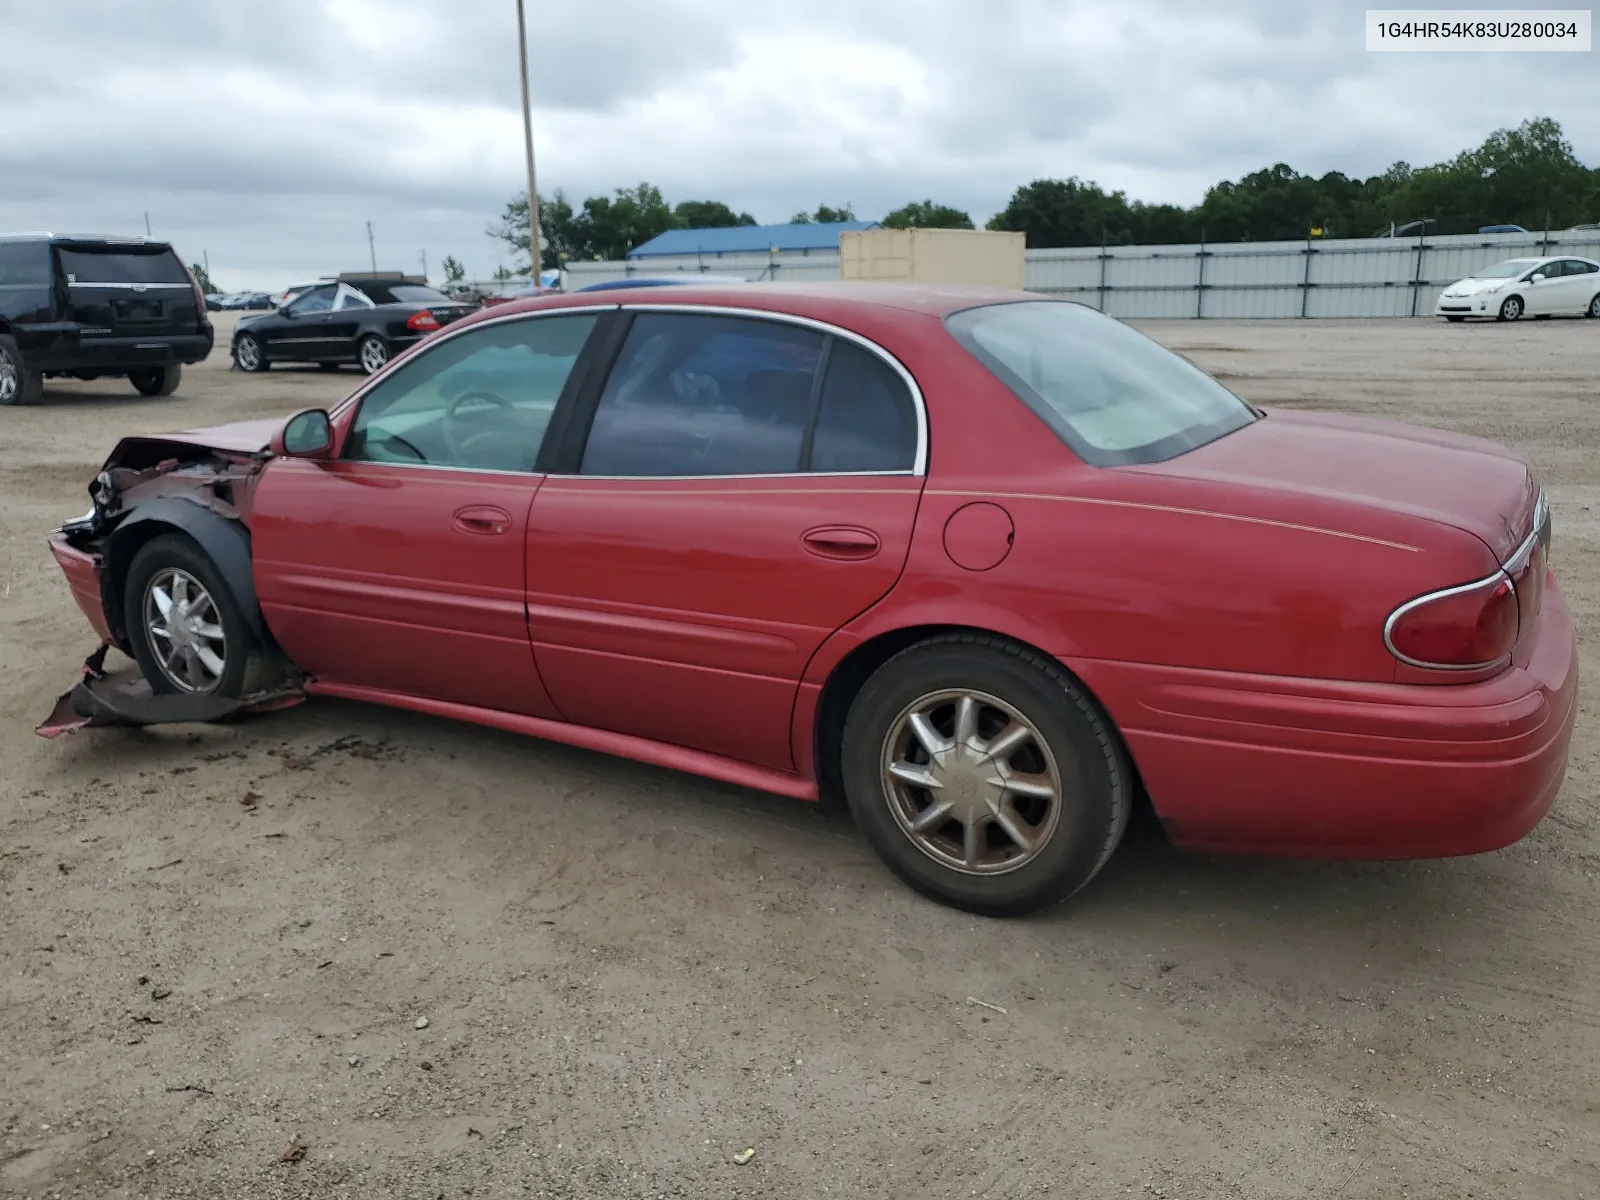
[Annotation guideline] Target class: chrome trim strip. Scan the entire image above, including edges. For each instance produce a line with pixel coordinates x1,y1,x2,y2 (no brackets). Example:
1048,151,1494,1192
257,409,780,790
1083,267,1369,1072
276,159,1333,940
1382,570,1512,672
1502,489,1548,576
617,302,929,477
66,282,190,290
327,304,622,420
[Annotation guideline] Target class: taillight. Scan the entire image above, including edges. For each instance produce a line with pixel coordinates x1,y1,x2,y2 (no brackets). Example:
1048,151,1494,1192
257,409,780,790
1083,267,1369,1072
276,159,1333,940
184,265,206,318
406,311,441,332
1385,573,1518,670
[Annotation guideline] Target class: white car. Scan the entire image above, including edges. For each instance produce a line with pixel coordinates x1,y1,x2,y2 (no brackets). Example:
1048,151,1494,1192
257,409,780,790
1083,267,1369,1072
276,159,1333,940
1435,256,1600,322
271,277,336,308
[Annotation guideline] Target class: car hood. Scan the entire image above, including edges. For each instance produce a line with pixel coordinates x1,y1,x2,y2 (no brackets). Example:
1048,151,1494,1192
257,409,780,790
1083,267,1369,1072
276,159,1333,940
102,418,286,470
1134,409,1538,563
1443,276,1516,295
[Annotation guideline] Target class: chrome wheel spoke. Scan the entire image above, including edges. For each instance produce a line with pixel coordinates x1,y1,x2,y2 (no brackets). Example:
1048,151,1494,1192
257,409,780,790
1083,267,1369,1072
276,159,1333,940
1004,773,1055,801
191,619,224,640
909,800,954,833
143,568,226,693
977,720,1031,764
962,817,986,868
907,711,952,758
888,760,942,790
150,584,174,619
193,643,226,677
952,694,979,745
992,803,1036,853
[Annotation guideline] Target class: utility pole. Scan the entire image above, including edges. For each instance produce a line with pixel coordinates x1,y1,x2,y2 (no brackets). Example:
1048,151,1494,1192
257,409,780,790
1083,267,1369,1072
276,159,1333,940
420,249,428,282
367,221,377,272
203,248,210,278
516,0,542,276
143,211,151,237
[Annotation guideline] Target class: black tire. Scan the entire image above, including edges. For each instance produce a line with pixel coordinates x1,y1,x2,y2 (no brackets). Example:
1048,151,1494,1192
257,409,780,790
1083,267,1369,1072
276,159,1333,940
1497,295,1523,321
1588,293,1600,319
839,634,1132,917
123,534,259,699
233,332,269,372
129,363,181,396
1445,316,1466,323
358,334,390,375
0,334,42,406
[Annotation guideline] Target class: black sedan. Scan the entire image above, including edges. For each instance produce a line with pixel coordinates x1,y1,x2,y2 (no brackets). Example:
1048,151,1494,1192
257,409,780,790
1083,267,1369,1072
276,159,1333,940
231,276,472,374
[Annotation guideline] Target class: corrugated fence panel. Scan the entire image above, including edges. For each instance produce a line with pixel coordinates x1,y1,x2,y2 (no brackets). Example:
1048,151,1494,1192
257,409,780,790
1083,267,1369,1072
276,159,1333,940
562,230,1600,316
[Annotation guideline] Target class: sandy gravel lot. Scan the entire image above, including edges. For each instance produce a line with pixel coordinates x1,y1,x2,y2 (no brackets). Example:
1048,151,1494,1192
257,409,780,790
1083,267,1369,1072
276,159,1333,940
2,312,1597,1199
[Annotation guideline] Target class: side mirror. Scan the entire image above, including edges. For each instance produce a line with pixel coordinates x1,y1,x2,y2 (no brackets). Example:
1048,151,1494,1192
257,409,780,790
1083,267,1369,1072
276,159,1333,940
279,305,297,318
273,409,334,459
1530,273,1546,284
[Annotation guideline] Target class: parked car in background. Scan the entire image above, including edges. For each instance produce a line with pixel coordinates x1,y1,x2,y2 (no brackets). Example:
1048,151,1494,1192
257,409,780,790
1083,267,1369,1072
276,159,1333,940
574,274,749,293
1477,224,1528,234
0,233,213,405
1435,256,1600,321
1374,219,1439,238
204,292,226,311
43,283,1575,916
232,274,472,374
272,277,335,308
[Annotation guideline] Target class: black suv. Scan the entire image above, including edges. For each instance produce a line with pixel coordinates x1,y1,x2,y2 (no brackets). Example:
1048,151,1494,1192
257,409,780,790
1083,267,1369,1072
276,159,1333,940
0,234,214,406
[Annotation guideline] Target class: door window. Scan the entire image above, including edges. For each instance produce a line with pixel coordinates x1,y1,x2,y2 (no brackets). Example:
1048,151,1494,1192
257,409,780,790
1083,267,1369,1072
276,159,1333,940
580,313,824,477
345,313,598,472
1561,259,1597,275
290,285,337,314
809,340,917,473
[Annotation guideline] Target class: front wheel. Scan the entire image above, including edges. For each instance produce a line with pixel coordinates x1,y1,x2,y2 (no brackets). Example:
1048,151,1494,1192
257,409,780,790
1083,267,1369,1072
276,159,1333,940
1588,293,1600,319
840,635,1132,917
234,333,269,372
1497,295,1524,321
129,364,181,396
123,534,259,698
358,334,390,374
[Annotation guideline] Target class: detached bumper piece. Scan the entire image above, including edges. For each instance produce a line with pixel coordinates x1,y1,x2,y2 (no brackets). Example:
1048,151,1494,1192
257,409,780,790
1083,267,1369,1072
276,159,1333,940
36,644,304,738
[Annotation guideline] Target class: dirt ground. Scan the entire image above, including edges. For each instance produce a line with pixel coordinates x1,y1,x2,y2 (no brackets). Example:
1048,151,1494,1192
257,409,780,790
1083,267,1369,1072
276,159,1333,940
2,312,1597,1199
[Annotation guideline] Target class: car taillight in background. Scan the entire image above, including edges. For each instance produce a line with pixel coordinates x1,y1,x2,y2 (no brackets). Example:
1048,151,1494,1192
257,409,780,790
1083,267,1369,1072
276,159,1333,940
406,311,441,332
1384,573,1519,671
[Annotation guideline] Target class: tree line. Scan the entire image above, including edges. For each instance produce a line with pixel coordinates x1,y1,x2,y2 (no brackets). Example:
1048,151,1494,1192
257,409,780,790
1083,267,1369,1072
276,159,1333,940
484,117,1598,273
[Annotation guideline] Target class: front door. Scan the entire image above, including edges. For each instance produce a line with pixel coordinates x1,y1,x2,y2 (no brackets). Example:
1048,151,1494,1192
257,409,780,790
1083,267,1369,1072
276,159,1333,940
252,309,605,716
326,283,375,360
526,310,926,770
268,283,338,360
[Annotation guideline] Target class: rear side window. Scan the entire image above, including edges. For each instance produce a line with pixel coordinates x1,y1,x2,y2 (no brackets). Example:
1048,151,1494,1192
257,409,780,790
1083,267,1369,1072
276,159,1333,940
57,247,188,285
810,341,916,473
580,314,824,477
0,242,51,287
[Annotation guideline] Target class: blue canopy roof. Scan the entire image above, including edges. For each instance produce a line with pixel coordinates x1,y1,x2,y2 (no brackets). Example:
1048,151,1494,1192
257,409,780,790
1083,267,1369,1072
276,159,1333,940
627,221,879,258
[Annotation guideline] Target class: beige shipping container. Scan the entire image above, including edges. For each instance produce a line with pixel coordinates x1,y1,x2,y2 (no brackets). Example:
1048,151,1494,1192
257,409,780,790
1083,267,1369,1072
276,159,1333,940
839,227,1026,287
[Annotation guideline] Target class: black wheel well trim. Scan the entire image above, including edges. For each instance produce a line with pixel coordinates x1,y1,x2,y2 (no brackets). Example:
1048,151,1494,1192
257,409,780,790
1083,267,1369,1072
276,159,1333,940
101,500,273,649
809,623,1150,813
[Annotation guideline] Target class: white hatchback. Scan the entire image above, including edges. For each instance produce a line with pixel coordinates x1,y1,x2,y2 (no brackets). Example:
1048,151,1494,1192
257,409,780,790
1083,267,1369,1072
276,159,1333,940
1435,256,1600,322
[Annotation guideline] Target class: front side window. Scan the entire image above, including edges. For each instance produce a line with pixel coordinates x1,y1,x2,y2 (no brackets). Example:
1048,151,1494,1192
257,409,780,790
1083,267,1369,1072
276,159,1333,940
290,285,337,314
333,285,374,311
580,313,824,476
946,301,1257,466
346,313,598,472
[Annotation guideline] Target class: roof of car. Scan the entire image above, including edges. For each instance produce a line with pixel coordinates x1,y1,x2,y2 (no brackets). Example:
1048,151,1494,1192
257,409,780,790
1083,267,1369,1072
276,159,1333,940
0,232,175,250
486,281,1037,324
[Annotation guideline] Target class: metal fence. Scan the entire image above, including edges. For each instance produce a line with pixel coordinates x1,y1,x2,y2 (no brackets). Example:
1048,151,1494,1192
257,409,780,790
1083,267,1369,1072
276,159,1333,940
562,229,1600,317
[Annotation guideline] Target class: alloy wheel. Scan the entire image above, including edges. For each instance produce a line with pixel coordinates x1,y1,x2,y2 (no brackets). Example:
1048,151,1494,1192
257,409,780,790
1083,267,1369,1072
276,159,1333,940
880,688,1064,876
235,336,260,370
360,337,388,373
1502,296,1523,320
143,568,228,692
1590,294,1600,318
0,347,16,403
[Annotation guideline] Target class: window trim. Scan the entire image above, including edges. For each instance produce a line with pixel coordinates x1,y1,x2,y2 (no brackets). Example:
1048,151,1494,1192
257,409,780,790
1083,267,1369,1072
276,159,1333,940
560,303,928,480
333,283,375,311
337,307,611,475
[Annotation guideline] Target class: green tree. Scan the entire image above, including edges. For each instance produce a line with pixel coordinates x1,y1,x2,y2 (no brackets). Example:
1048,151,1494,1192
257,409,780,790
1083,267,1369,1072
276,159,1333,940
674,200,757,229
492,264,514,282
440,255,466,286
986,178,1140,247
883,200,974,229
488,190,581,271
189,262,215,293
577,183,679,259
790,204,856,224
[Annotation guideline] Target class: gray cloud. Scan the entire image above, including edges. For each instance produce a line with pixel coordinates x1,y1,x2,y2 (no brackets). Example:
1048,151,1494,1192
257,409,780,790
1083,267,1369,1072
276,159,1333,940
1,0,1594,289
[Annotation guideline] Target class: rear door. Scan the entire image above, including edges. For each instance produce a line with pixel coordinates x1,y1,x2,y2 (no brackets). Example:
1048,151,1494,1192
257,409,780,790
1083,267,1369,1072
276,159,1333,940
1554,259,1597,313
525,309,926,770
55,241,200,340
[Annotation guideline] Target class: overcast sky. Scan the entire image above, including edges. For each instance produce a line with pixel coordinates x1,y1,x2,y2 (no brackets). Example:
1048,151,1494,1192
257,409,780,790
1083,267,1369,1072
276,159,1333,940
2,0,1595,290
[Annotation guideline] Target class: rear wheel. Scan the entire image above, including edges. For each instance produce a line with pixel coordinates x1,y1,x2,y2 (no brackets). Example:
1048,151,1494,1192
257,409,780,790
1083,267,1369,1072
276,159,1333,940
123,534,258,699
1497,295,1524,321
234,333,269,372
1588,293,1600,319
129,364,181,396
840,634,1132,917
358,334,390,375
0,334,41,406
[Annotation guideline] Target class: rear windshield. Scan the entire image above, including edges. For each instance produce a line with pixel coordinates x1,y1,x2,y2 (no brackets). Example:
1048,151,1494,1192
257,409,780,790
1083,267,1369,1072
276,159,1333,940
0,242,51,287
946,301,1258,466
58,246,188,285
357,283,453,305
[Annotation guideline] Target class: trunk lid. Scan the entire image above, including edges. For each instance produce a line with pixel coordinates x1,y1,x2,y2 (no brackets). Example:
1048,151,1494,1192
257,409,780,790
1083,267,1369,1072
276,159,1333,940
56,241,203,337
1137,409,1539,563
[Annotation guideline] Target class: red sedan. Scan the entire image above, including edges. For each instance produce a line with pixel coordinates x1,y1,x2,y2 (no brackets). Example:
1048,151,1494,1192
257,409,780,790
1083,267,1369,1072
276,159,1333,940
41,283,1577,916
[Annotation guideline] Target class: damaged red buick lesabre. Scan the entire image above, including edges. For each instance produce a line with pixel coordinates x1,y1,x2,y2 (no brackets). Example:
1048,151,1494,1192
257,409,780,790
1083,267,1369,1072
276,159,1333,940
40,283,1577,916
